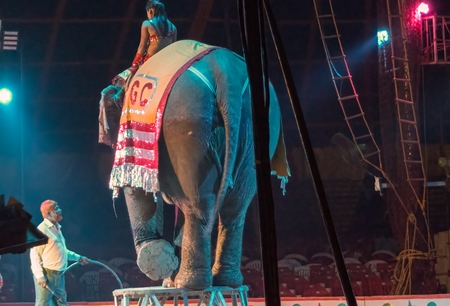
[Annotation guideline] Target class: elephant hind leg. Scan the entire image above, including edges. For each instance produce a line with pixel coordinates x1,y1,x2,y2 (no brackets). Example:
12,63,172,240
174,195,215,290
212,179,256,287
212,217,247,287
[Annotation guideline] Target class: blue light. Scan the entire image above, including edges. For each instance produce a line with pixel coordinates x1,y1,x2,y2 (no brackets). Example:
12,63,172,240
377,30,389,46
0,88,13,104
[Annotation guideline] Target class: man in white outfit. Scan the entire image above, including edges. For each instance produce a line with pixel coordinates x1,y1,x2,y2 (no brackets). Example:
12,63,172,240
30,200,90,305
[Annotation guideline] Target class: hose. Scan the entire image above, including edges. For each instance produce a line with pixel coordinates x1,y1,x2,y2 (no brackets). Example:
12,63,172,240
64,259,123,289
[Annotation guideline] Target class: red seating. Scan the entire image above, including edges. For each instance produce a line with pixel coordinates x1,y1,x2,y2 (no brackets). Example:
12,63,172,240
370,250,397,262
309,264,334,284
98,270,122,301
365,259,388,273
346,263,369,282
302,283,331,297
279,273,309,296
309,253,334,265
381,278,395,295
124,266,160,287
289,276,310,296
331,279,363,296
279,283,297,297
374,262,396,280
65,271,82,301
242,268,263,297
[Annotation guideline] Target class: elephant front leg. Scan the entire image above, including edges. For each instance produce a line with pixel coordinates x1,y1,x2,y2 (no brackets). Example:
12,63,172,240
124,187,160,246
175,211,213,289
124,187,178,281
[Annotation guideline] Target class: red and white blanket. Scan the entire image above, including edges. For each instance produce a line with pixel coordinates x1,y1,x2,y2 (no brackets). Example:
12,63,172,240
109,40,218,197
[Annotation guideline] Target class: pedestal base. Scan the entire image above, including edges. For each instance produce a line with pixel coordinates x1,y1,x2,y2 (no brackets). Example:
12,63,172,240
112,285,249,306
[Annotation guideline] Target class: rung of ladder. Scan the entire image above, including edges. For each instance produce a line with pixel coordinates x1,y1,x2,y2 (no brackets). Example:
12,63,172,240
408,178,425,181
318,14,334,18
399,119,416,125
354,134,372,140
395,98,413,104
338,95,357,101
405,160,422,164
393,77,410,82
363,150,380,158
345,113,364,120
328,55,345,60
402,139,419,144
333,75,351,80
392,56,408,62
323,34,339,39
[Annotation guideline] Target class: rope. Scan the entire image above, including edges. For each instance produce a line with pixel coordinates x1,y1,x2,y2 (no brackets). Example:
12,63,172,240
392,214,431,295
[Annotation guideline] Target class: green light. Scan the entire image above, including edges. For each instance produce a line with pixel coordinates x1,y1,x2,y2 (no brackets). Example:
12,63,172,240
377,30,389,46
0,88,13,105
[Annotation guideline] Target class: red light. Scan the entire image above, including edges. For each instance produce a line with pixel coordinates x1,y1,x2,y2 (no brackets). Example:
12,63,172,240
417,3,429,14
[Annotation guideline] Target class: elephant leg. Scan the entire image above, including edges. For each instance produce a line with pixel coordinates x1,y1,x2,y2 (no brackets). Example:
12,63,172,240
212,200,253,287
174,194,215,289
212,165,256,287
123,187,178,281
123,187,159,247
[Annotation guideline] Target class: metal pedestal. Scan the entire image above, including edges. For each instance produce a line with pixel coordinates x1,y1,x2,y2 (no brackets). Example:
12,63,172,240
113,285,249,306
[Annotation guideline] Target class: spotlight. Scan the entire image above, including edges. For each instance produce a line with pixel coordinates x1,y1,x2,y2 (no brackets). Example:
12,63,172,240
417,3,430,15
0,88,13,105
377,30,389,46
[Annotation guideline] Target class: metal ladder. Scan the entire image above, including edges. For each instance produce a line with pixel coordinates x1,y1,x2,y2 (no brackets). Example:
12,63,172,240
386,0,426,210
312,0,383,173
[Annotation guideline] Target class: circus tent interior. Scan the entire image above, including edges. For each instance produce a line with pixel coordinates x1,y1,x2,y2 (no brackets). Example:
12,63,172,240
1,0,450,305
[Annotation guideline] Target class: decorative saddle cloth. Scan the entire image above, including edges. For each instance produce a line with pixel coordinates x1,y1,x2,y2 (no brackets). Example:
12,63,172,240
109,40,218,197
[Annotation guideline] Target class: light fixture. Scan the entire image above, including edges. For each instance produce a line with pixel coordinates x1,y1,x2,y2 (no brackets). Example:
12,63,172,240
377,30,389,46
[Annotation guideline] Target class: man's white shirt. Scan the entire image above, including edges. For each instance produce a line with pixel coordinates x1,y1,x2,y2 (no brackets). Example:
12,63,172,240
30,218,81,279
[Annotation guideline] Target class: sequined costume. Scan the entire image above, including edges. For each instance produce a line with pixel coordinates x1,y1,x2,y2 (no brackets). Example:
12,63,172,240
112,19,176,87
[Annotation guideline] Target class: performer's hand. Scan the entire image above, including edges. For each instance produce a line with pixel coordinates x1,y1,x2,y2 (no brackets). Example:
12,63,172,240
37,277,47,288
78,257,90,265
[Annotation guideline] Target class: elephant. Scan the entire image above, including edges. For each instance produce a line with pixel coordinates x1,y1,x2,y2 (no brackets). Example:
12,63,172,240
98,40,289,290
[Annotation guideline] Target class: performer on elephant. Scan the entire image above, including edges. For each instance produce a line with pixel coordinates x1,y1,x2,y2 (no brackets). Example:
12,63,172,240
112,0,177,87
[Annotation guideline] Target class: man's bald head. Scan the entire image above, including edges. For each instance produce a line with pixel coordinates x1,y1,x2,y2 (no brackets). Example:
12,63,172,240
40,200,57,218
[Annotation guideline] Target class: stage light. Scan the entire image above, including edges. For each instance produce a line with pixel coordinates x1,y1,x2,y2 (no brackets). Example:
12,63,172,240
0,88,13,105
377,30,389,46
417,3,429,15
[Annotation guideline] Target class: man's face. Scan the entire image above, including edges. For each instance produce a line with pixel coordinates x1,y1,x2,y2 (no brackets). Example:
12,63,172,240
47,204,63,223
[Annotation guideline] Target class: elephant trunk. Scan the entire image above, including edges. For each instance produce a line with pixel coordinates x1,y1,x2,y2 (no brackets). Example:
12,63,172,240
98,85,124,148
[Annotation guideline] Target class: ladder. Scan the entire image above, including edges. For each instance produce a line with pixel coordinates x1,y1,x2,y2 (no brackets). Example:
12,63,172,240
312,0,383,173
386,0,426,210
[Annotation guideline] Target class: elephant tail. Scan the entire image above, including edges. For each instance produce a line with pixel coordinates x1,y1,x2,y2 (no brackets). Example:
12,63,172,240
207,69,247,234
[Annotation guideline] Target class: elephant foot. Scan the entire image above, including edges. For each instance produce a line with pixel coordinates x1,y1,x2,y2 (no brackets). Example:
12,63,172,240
136,240,179,281
212,268,243,288
175,269,212,290
162,277,175,288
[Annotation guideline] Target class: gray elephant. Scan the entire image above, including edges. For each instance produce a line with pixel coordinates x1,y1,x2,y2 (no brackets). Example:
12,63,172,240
99,40,289,289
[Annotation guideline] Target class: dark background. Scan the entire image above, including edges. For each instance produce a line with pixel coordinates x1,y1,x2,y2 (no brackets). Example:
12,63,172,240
1,0,450,301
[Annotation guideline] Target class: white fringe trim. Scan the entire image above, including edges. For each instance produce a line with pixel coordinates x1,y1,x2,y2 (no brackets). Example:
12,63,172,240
109,163,160,198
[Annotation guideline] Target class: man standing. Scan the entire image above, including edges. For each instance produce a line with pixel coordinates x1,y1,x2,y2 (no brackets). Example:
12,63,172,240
30,200,90,305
